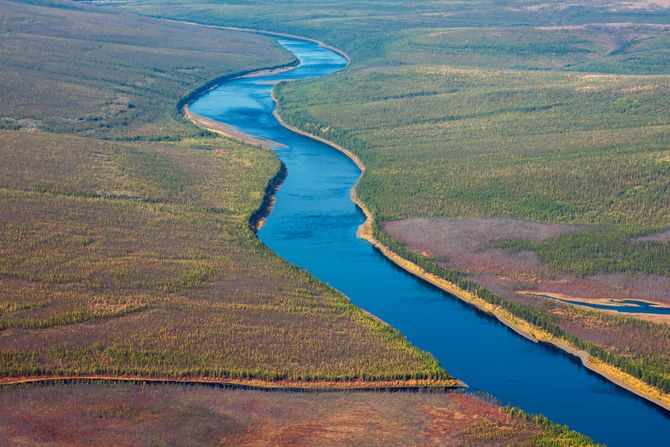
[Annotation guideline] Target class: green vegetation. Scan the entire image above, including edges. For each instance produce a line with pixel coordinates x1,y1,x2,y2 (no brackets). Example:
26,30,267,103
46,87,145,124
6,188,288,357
391,26,670,74
0,383,599,447
118,0,670,396
493,227,670,277
0,0,446,382
503,407,601,447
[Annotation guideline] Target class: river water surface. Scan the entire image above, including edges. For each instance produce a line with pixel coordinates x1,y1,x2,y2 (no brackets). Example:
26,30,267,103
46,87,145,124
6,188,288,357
189,36,670,446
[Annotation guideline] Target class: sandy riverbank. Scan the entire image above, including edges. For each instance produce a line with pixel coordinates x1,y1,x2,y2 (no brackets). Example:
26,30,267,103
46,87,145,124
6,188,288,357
183,106,285,148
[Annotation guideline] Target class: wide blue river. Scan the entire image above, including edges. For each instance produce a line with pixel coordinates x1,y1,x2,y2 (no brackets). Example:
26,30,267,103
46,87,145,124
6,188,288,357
190,36,670,446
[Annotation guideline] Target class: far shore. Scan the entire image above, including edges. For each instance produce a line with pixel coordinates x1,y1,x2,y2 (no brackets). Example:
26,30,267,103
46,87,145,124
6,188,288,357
159,18,352,62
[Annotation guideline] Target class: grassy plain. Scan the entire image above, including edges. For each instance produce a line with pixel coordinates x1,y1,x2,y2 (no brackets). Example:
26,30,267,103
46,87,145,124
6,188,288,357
0,0,445,382
115,0,670,397
0,383,597,447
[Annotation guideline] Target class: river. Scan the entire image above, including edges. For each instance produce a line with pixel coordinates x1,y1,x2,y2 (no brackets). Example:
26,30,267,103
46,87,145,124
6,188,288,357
189,36,670,446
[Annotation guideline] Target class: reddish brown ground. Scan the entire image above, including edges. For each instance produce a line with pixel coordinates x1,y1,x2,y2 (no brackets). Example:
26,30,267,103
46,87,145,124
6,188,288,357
0,384,550,447
384,217,670,309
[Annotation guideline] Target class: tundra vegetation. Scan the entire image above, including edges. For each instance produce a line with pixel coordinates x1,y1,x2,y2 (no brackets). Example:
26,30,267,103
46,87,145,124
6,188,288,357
0,0,623,444
0,0,448,382
0,383,597,447
111,0,670,395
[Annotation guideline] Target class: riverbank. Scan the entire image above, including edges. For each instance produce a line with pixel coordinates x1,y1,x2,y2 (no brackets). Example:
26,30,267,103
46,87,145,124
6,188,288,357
270,92,365,171
183,106,285,148
249,161,288,232
179,56,301,148
0,374,461,391
269,81,670,413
